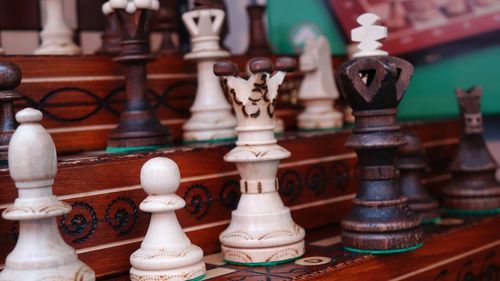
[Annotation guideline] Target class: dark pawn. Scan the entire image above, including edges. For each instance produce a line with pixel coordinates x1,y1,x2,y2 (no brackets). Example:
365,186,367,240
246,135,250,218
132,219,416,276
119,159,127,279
156,1,180,55
442,87,500,214
397,130,440,223
0,62,23,162
245,4,272,55
106,6,172,152
337,56,423,254
96,12,121,55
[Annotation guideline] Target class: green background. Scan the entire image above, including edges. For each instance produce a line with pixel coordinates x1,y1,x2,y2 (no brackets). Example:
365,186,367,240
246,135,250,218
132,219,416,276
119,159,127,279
267,0,500,120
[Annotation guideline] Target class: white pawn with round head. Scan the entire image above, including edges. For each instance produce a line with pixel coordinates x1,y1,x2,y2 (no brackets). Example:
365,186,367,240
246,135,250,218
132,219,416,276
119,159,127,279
130,157,206,281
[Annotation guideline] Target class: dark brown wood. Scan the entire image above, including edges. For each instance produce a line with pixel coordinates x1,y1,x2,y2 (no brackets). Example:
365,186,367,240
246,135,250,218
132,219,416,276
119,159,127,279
0,62,22,162
0,1,41,30
96,13,121,56
442,87,500,213
107,8,172,151
245,4,272,56
337,55,423,253
156,1,181,55
397,130,440,222
77,0,106,31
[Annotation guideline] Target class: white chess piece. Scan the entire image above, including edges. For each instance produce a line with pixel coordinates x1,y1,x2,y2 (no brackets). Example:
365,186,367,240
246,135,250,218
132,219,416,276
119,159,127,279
215,58,305,265
130,157,206,281
35,0,81,55
352,13,388,58
298,36,343,130
182,8,237,142
0,108,94,281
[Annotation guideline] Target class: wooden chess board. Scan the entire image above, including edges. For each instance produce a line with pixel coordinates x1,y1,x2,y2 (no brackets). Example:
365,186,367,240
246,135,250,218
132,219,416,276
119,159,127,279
104,215,500,280
328,0,500,55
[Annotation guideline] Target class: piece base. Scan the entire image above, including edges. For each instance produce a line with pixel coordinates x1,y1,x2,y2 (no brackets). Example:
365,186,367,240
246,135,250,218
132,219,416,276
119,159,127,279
443,208,500,216
187,274,205,281
106,145,168,154
344,242,423,255
224,256,302,267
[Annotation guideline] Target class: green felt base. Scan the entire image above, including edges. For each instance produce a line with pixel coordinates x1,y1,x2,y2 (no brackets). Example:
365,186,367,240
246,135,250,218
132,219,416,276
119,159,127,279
344,243,424,255
444,208,500,216
187,274,205,281
106,145,168,154
423,217,441,225
224,255,302,267
183,137,237,145
0,160,7,166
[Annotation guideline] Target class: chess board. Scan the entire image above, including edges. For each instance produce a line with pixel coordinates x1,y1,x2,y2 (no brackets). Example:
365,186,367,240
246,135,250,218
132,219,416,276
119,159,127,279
328,0,500,56
103,215,500,280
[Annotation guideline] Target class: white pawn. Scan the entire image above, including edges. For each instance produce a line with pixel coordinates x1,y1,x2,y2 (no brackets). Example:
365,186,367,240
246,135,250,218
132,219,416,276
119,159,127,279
35,0,81,55
298,36,343,130
352,13,388,58
0,108,94,281
130,157,206,281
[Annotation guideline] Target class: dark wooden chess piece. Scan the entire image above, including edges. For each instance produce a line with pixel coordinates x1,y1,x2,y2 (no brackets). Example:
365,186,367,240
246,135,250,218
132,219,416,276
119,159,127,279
156,0,180,55
245,3,272,55
0,62,23,162
442,87,500,214
397,130,440,223
337,54,423,254
104,3,172,153
96,12,121,55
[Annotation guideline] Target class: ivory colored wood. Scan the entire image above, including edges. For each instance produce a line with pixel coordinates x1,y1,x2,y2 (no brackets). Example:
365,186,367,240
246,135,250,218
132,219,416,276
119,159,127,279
182,8,237,142
215,58,305,265
351,13,388,58
35,0,81,55
298,36,343,130
130,157,206,281
0,108,94,281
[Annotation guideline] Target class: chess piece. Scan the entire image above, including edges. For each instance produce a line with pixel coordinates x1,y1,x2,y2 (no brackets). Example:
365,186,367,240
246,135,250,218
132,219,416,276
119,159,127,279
96,11,121,55
157,3,180,55
0,62,23,163
245,3,272,55
194,0,230,51
397,130,440,223
102,0,172,152
214,57,305,265
182,3,237,143
130,157,206,281
35,0,81,55
337,13,423,254
386,0,407,29
298,36,343,130
442,87,500,214
0,108,95,281
444,0,468,16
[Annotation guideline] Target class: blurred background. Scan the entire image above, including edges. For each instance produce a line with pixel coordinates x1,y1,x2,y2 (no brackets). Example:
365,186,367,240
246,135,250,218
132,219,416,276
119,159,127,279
1,0,499,158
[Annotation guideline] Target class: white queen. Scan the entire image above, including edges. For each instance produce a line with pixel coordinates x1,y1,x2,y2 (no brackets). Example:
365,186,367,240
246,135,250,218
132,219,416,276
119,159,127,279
214,58,305,266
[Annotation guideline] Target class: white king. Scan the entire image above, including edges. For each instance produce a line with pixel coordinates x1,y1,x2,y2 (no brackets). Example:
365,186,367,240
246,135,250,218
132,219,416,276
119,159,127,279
214,57,305,265
181,5,237,142
298,36,343,130
0,108,94,281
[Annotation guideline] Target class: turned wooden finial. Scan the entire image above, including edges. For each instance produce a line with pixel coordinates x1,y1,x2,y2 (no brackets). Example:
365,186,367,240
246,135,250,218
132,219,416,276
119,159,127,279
213,61,239,77
249,57,273,74
275,57,297,73
0,62,23,163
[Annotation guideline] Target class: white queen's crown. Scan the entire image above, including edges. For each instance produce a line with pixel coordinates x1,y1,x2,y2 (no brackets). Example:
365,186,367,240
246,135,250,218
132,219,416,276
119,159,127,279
215,57,296,131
